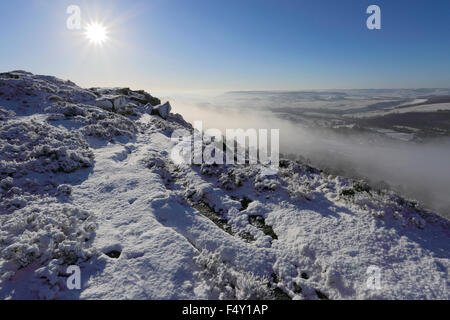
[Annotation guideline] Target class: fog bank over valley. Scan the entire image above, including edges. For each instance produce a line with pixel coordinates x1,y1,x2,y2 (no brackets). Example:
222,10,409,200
165,90,450,218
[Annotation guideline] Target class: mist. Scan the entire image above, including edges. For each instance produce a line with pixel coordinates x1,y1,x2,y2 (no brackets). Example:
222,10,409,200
165,93,450,218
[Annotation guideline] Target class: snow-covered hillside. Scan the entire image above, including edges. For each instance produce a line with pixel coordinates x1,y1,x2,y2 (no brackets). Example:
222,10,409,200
0,71,448,300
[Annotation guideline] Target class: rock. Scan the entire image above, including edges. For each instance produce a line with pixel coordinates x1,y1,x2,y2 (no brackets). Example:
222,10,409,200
95,95,128,112
118,103,138,116
112,96,127,109
115,87,131,96
130,90,161,106
47,95,63,102
95,98,113,111
143,103,153,115
152,102,171,119
57,184,72,196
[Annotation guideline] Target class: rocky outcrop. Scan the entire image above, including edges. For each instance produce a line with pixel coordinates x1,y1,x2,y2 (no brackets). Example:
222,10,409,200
152,102,172,119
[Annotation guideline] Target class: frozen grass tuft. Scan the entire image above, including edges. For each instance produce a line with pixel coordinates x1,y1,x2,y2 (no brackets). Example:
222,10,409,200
0,201,97,294
194,249,273,300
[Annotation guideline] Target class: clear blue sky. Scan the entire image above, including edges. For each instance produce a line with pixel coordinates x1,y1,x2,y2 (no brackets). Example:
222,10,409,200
0,0,449,92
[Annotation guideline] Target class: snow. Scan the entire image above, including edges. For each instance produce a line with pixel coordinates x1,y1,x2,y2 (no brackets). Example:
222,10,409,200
390,102,450,114
0,71,449,300
350,102,450,118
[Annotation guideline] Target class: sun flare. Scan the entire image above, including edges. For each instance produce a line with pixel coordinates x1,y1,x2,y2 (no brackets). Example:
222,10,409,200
85,23,108,45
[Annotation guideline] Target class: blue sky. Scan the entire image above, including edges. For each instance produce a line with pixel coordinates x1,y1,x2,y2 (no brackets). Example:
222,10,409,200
0,0,449,92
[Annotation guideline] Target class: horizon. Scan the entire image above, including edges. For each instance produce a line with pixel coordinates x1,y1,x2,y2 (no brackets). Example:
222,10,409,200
3,69,450,97
1,0,450,92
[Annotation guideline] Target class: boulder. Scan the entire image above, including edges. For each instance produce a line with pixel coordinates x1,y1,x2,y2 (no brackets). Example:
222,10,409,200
152,102,171,119
95,95,127,112
95,98,113,111
130,90,161,106
112,96,127,109
118,103,138,116
143,103,153,115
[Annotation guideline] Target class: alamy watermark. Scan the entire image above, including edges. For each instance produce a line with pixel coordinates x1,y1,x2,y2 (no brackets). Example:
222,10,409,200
66,265,81,290
366,5,381,30
66,5,82,30
67,4,381,30
366,265,382,290
169,121,280,175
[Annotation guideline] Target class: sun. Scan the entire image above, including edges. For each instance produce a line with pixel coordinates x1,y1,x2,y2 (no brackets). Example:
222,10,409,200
84,22,108,45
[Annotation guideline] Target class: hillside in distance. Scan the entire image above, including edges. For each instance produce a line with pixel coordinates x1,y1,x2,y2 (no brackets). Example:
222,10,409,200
0,71,449,300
